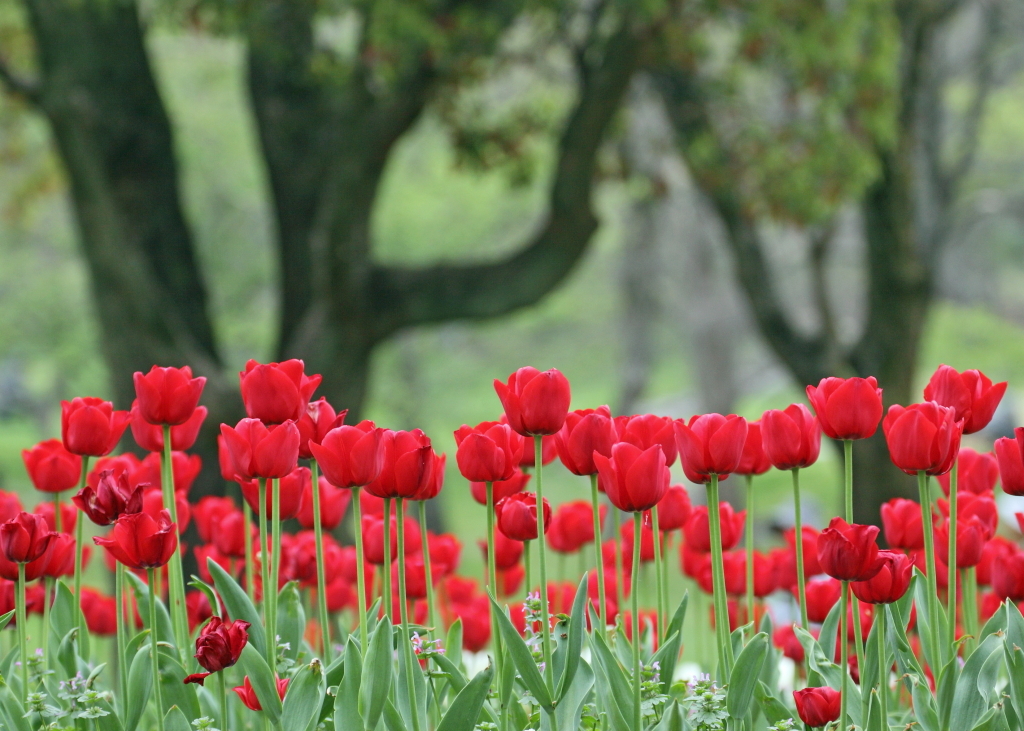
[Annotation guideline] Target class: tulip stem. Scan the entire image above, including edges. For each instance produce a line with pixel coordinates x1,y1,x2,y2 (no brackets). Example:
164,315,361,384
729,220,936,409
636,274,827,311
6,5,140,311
147,568,166,731
843,440,853,522
352,487,369,656
961,567,978,656
851,594,866,721
631,512,643,731
524,541,532,598
706,474,734,676
218,669,228,731
161,424,189,657
16,563,27,704
876,604,887,727
383,498,393,620
115,565,128,707
590,478,606,630
947,458,958,652
612,508,624,619
396,499,422,731
309,462,332,663
73,455,89,641
257,479,273,671
417,502,438,640
791,469,810,631
270,477,282,668
486,482,497,598
243,503,256,605
652,505,665,644
533,436,554,695
839,581,849,731
745,474,755,639
917,471,941,666
54,492,62,533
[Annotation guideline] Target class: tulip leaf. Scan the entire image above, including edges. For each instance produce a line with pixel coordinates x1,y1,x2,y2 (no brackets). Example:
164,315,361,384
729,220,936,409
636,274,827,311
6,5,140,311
666,591,689,649
383,698,410,731
0,610,12,633
283,658,327,731
913,568,942,671
794,625,862,728
157,647,202,721
488,594,553,710
1004,639,1024,723
980,600,1008,639
55,626,80,677
589,632,631,731
437,663,494,731
125,571,175,648
589,623,635,730
818,600,841,665
0,677,30,731
864,689,884,731
187,574,221,619
553,657,594,731
49,580,90,660
949,632,1002,731
969,707,1001,731
555,572,588,701
124,646,152,731
432,651,468,693
396,629,427,731
240,643,283,724
163,706,191,731
277,581,305,661
652,700,684,731
445,618,462,662
936,655,959,730
207,558,266,658
651,631,682,695
885,602,925,682
755,681,794,725
727,631,768,721
360,615,394,731
335,638,363,731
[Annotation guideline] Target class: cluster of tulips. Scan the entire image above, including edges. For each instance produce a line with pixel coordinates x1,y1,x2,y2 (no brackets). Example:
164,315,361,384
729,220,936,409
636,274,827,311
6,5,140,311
6,360,1024,731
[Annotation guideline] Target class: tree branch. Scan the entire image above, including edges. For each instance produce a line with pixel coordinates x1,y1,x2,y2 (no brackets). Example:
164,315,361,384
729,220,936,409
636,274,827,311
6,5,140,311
0,54,41,104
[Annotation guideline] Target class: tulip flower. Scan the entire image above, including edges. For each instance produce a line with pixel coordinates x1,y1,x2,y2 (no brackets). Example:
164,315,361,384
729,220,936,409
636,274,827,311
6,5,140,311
219,418,300,481
450,595,491,652
554,407,617,476
183,617,250,685
494,367,572,436
802,578,842,623
233,676,289,712
936,447,998,496
479,530,524,570
22,440,82,494
978,536,1017,587
594,443,670,513
651,486,691,532
212,511,255,559
427,533,461,576
938,491,998,538
129,400,207,453
365,429,437,499
773,624,805,663
187,590,214,632
134,451,202,495
90,454,143,489
362,514,420,565
682,503,745,553
73,469,143,527
734,422,771,476
41,533,78,578
794,686,841,727
495,492,550,542
995,429,1024,496
94,510,178,570
851,550,913,604
674,413,748,483
454,422,524,484
241,465,306,520
80,588,117,636
880,497,924,550
193,496,237,543
924,365,1006,435
761,404,821,470
132,365,206,426
615,414,677,466
1,512,57,565
546,500,601,553
883,402,962,476
34,501,77,535
806,376,883,441
297,398,347,459
817,518,883,582
239,359,320,424
935,515,990,568
61,397,131,457
994,551,1024,602
518,434,557,468
296,476,350,530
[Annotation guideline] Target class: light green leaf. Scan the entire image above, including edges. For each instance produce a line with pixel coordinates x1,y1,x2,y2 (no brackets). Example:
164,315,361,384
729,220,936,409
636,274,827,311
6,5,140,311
665,592,688,653
555,572,588,701
187,575,221,619
125,645,153,731
949,633,1001,731
437,663,494,731
653,700,684,731
283,658,327,731
727,632,769,720
553,658,594,731
589,624,634,729
157,647,202,721
163,706,191,731
239,643,283,724
756,681,794,725
208,558,266,657
488,594,553,710
0,677,30,731
277,581,305,661
125,571,175,648
335,638,362,731
652,631,682,695
383,698,410,731
360,615,394,731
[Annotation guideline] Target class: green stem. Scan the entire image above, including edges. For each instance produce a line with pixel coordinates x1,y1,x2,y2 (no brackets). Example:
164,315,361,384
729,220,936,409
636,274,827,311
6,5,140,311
243,502,256,605
652,505,665,644
161,424,189,656
852,594,866,722
115,565,128,709
839,581,849,731
706,474,734,675
631,512,643,731
486,483,497,597
17,563,27,704
54,492,62,533
352,487,369,656
73,456,89,639
917,471,941,665
269,477,282,672
947,458,958,652
417,502,438,638
843,440,853,523
148,568,166,731
396,499,422,731
218,669,228,731
612,508,624,616
745,474,755,638
962,567,978,656
877,604,887,727
792,469,810,631
309,462,331,662
257,479,272,662
41,577,50,668
524,541,532,598
383,498,393,619
534,436,554,695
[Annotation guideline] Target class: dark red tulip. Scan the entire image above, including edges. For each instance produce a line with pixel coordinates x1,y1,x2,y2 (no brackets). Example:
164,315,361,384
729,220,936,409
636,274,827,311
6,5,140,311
761,404,821,470
141,487,191,532
936,447,998,496
850,550,912,604
428,533,461,576
802,578,842,623
682,502,745,553
366,430,436,500
130,400,207,453
94,510,178,570
220,418,300,481
978,536,1017,586
784,526,822,577
793,687,841,728
241,466,307,520
993,550,1024,602
212,511,254,559
883,402,962,476
41,533,77,578
494,367,572,436
924,365,1006,435
74,469,144,527
773,624,805,663
518,433,557,468
0,537,56,581
546,500,601,553
0,512,56,563
61,397,131,457
34,501,77,535
880,497,924,550
806,377,883,441
495,492,551,542
996,430,1024,496
183,617,251,684
595,442,670,513
479,529,523,571
193,496,237,543
132,365,206,426
651,485,692,531
22,440,82,494
615,414,678,466
80,588,117,636
735,422,771,476
297,476,351,530
297,398,347,460
554,406,617,476
310,421,386,488
934,515,989,568
239,359,320,425
233,676,289,712
817,517,883,581
470,470,530,506
454,421,525,484
674,414,748,483
938,491,998,539
450,595,491,652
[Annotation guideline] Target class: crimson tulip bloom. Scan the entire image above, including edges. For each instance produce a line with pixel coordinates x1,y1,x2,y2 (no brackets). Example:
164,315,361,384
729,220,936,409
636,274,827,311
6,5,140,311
995,429,1024,496
61,397,131,457
80,588,118,636
411,451,445,501
615,414,678,466
193,496,237,543
880,497,924,550
802,578,842,623
546,500,601,553
978,536,1017,587
212,511,254,559
220,418,300,481
993,551,1024,602
734,422,771,476
454,421,524,484
594,443,669,513
495,492,551,541
938,491,998,538
35,501,77,535
183,617,251,684
450,596,491,652
133,451,202,495
187,591,214,632
132,365,206,426
682,503,745,553
390,553,437,600
21,440,82,494
479,530,523,570
936,447,998,496
619,520,655,564
470,471,529,506
883,402,962,476
518,434,557,468
310,422,386,488
494,367,572,436
816,517,883,581
0,512,57,564
0,493,21,527
366,429,436,499
651,485,692,531
297,398,347,460
94,510,178,570
934,515,990,568
239,359,321,424
41,534,78,578
130,400,207,453
554,406,617,476
793,687,841,728
773,624,805,663
784,526,822,577
806,376,883,441
761,404,821,470
428,533,462,576
850,550,912,604
923,365,1006,435
296,476,351,530
233,676,289,712
722,550,776,597
361,515,419,565
73,469,143,526
241,465,307,520
674,413,748,483
141,487,191,532
89,454,142,489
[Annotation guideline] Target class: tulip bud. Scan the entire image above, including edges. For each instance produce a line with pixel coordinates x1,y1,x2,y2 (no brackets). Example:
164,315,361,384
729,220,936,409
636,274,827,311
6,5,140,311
495,492,550,542
21,440,82,494
816,517,884,582
61,397,131,457
674,414,748,483
494,367,572,436
239,359,321,424
923,365,1006,434
793,687,841,728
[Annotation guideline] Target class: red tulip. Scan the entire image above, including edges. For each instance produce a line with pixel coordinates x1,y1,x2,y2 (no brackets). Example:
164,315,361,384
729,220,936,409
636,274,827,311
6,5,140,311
366,430,436,500
34,501,77,535
620,519,656,564
806,377,883,441
80,588,117,636
141,487,191,532
909,548,950,590
495,492,551,542
310,421,386,489
817,517,883,581
674,414,748,483
936,447,998,496
0,493,21,526
0,512,56,563
94,510,178,569
546,500,601,553
241,466,307,520
498,564,525,597
428,533,461,576
134,452,202,495
233,676,289,712
880,497,924,551
338,546,374,588
722,549,776,597
479,530,523,570
412,451,446,501
594,443,670,513
212,511,255,559
802,578,842,623
296,476,351,530
74,469,143,527
220,418,300,481
61,397,131,457
761,404,821,470
680,542,710,582
934,515,989,568
132,365,206,426
793,687,841,728
993,550,1024,602
450,596,491,652
470,471,530,506
193,496,237,543
938,491,998,538
187,590,214,632
130,400,207,453
615,414,678,466
41,533,77,578
494,367,572,436
361,514,420,565
554,406,616,476
734,422,771,476
22,440,82,494
924,365,1006,435
0,537,55,581
359,491,386,517
518,434,557,468
651,485,692,531
883,402,962,476
784,526,822,577
454,422,525,484
850,550,912,604
239,359,320,425
682,502,745,553
769,547,797,592
444,575,478,605
978,536,1017,586
773,624,805,663
90,454,143,489
391,554,437,600
297,398,347,460
183,617,250,684
996,429,1024,496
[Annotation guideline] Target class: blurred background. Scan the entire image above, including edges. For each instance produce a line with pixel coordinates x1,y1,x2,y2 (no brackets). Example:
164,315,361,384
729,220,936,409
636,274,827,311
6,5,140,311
1,0,1024,572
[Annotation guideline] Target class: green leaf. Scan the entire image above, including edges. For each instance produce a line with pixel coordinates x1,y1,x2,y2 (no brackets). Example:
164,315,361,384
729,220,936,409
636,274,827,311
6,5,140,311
589,624,634,729
437,663,494,731
283,658,327,731
666,591,689,646
276,581,305,661
163,706,191,731
335,638,362,731
360,615,394,731
652,700,684,731
1004,641,1024,724
239,643,283,724
157,648,202,721
49,580,89,659
949,632,1002,731
488,594,553,710
124,646,153,731
383,699,410,731
0,677,30,731
864,689,883,731
818,599,842,663
727,632,769,720
651,631,682,695
187,575,221,618
756,681,794,725
55,626,80,677
445,618,462,662
794,625,862,727
432,651,468,692
207,558,266,657
553,658,594,731
555,572,588,701
590,633,630,731
0,610,12,632
980,601,1008,639
125,571,175,648
396,629,427,731
936,655,959,730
